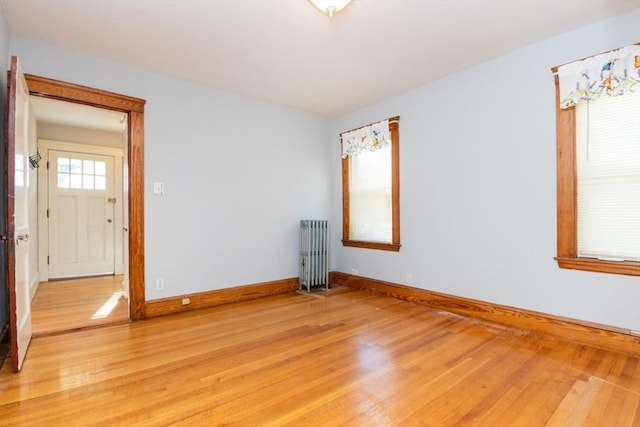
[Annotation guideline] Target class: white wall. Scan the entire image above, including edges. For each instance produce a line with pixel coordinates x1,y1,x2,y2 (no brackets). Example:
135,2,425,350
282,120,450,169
11,37,331,300
37,122,124,148
331,9,640,331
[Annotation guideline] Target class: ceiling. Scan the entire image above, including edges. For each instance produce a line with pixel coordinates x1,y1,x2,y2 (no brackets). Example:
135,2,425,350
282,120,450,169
3,0,640,119
30,96,127,133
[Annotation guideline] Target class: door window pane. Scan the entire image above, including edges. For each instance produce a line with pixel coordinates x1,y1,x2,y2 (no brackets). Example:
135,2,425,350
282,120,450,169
95,161,106,176
70,158,81,173
70,174,82,189
58,157,69,172
83,160,94,174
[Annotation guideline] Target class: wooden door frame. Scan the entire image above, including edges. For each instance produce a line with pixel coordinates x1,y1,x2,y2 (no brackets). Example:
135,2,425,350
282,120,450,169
24,74,146,320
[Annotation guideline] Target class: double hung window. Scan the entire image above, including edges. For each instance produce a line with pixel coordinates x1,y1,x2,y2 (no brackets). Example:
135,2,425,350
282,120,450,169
554,45,640,276
341,117,400,251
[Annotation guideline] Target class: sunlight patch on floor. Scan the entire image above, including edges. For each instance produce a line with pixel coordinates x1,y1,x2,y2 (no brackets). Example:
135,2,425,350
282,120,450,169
92,291,125,319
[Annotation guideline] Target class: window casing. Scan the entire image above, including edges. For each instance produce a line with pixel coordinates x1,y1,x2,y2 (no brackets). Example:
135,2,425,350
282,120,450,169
341,117,400,251
553,51,640,276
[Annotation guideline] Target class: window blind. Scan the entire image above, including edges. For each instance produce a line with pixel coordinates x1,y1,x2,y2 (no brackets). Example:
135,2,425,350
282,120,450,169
576,91,640,261
348,145,392,243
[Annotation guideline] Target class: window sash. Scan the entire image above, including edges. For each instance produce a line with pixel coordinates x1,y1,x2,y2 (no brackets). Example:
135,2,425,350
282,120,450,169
575,92,640,262
349,147,392,243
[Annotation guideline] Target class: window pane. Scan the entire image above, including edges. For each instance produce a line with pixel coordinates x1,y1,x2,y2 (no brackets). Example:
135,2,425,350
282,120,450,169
95,161,106,176
70,174,82,189
58,173,69,188
58,158,69,172
83,160,94,175
70,158,82,173
578,178,640,260
350,148,391,191
577,94,640,178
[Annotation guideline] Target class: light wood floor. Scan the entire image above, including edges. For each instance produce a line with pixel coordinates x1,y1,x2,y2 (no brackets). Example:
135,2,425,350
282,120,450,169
1,288,639,426
31,275,129,336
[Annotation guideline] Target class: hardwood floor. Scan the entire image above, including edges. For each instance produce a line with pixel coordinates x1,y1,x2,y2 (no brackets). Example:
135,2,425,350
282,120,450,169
1,288,638,425
31,275,129,336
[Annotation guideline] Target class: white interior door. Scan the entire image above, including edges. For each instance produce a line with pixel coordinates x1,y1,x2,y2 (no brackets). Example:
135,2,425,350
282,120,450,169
48,150,116,279
7,56,32,372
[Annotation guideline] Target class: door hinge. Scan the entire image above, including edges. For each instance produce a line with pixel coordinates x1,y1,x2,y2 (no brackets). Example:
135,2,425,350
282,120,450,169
47,209,49,218
47,256,50,265
47,160,49,169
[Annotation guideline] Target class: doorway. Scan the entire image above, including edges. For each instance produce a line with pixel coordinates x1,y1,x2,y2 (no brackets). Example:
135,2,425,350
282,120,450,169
24,73,146,321
30,97,129,334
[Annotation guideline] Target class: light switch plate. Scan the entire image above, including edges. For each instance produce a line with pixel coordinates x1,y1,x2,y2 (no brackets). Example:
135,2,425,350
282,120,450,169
153,182,165,195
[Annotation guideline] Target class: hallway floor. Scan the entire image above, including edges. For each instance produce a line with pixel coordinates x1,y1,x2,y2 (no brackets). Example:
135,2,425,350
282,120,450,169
31,275,129,336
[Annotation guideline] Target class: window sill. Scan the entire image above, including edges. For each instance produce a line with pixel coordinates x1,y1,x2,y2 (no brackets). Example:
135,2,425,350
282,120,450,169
556,257,640,276
342,240,401,252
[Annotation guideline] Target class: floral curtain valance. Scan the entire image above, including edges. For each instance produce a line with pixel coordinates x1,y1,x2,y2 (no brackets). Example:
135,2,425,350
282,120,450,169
341,119,391,158
557,44,640,109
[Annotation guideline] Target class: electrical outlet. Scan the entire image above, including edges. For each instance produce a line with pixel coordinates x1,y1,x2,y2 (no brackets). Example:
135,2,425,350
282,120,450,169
406,273,413,284
181,297,191,305
155,278,164,291
351,268,358,275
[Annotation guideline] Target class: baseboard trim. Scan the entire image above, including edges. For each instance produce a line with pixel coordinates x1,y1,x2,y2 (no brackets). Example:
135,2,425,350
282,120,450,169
329,271,640,357
145,277,299,318
29,271,41,302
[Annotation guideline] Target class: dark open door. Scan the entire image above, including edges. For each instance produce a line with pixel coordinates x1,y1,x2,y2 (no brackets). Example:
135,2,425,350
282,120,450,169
6,56,32,372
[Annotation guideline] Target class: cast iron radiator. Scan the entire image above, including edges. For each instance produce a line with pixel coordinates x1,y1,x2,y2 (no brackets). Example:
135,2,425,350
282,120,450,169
299,220,329,292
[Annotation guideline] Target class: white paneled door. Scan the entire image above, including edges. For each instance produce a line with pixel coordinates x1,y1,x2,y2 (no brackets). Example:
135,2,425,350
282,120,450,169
48,150,116,279
7,56,32,372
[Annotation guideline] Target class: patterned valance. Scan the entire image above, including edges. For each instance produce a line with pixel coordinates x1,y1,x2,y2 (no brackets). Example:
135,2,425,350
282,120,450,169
557,44,640,109
341,119,390,158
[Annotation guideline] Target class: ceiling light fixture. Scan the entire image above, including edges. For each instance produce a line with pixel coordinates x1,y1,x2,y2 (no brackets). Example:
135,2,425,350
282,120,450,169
309,0,352,19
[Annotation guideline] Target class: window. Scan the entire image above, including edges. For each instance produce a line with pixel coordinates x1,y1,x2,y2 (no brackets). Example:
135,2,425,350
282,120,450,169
553,45,640,276
57,157,107,190
341,116,400,251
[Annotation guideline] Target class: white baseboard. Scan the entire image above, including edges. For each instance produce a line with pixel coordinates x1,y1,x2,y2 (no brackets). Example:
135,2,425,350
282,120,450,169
29,271,41,301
